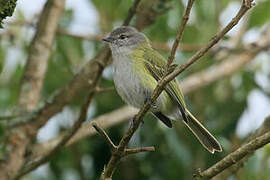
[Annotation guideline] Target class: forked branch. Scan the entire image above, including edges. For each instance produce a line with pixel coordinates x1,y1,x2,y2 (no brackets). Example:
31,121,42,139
167,0,195,68
92,122,155,156
92,122,117,152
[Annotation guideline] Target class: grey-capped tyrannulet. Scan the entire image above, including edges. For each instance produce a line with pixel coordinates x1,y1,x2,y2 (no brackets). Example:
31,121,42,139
103,26,222,153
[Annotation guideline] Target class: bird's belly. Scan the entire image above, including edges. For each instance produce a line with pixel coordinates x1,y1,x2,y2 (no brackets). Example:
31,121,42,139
113,62,146,108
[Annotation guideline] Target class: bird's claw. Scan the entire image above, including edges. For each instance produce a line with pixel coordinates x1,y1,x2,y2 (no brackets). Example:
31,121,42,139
144,97,157,109
130,116,144,129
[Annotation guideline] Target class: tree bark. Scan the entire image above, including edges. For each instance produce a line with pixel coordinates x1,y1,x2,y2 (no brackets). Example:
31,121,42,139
18,0,66,111
0,0,66,179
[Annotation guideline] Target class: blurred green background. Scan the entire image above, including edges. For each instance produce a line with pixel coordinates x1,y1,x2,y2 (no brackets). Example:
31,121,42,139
1,0,270,179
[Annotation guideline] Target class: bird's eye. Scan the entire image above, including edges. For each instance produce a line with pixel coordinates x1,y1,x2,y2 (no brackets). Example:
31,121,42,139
119,34,127,39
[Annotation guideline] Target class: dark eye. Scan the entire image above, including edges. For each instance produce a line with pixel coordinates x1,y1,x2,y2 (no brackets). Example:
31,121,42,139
119,34,127,39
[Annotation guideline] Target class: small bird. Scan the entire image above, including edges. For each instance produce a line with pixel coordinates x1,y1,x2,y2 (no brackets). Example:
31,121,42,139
103,26,222,153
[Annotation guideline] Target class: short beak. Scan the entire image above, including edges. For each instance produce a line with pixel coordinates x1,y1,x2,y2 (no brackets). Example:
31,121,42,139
102,37,114,43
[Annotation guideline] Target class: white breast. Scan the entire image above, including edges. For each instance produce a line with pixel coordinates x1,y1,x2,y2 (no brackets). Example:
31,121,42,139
111,50,146,108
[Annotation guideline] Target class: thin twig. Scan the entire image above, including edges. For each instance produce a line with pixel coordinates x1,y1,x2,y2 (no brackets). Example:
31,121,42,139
194,119,270,179
167,0,195,68
16,89,95,179
124,147,155,156
123,0,141,26
213,116,270,179
92,122,155,156
92,122,117,151
100,1,253,179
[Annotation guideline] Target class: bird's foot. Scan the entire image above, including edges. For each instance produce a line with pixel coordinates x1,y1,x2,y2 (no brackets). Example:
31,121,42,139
144,97,157,109
130,115,136,129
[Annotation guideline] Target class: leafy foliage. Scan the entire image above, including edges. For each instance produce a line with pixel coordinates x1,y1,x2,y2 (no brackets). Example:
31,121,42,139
0,0,17,27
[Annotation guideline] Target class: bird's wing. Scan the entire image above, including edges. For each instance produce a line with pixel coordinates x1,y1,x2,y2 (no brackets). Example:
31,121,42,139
143,48,187,120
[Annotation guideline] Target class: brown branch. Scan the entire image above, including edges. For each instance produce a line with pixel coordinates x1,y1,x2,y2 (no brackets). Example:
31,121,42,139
194,116,270,179
92,122,117,151
92,122,155,156
213,116,270,179
93,122,155,180
135,0,171,31
99,1,253,179
18,0,66,111
167,0,195,68
124,147,155,156
0,1,66,179
123,0,141,26
16,88,96,179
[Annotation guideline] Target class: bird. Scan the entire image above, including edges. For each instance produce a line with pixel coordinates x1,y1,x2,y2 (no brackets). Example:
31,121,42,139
103,26,222,153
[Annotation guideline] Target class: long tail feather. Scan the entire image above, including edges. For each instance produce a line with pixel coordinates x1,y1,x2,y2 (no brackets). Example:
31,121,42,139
183,110,222,153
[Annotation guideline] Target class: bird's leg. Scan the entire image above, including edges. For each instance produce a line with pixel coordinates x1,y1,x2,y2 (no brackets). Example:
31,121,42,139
130,96,157,128
130,115,136,128
130,115,145,129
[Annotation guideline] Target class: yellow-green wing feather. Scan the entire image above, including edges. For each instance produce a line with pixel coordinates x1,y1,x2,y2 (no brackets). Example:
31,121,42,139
142,48,187,117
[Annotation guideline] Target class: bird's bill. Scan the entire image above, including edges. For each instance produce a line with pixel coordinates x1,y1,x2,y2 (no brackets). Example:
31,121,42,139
102,37,114,43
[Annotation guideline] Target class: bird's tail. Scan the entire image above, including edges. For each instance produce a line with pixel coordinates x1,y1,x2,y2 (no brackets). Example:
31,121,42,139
183,110,222,153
